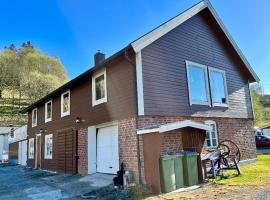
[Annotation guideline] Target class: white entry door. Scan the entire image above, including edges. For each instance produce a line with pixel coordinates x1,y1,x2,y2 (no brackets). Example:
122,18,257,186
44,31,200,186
18,141,27,165
97,125,119,174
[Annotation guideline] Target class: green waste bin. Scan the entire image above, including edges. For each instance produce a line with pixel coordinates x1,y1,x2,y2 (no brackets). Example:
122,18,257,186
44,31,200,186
182,151,199,186
174,154,184,189
159,155,176,193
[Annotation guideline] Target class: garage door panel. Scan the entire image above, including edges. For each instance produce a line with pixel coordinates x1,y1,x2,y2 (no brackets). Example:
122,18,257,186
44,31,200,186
97,125,119,174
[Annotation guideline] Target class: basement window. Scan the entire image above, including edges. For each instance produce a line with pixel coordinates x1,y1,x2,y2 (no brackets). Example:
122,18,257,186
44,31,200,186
61,90,70,117
32,108,37,127
28,138,35,159
44,134,53,159
45,100,52,123
205,120,218,148
92,69,107,106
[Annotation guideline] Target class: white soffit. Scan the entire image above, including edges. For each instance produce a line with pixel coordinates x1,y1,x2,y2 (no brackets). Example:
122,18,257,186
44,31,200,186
131,0,259,82
137,120,212,135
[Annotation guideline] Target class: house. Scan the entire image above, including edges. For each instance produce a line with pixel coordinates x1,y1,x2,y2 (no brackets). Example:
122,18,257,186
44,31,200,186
21,0,259,194
9,125,28,165
0,126,17,162
258,125,270,136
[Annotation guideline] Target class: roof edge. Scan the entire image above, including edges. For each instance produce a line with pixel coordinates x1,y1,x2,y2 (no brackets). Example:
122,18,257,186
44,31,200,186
131,0,259,82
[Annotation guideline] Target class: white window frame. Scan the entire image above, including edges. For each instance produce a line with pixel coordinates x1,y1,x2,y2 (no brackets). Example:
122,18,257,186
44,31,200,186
45,100,52,123
32,108,37,127
44,134,53,159
92,68,107,106
61,90,70,117
186,61,211,106
205,120,218,148
208,67,229,107
28,138,35,159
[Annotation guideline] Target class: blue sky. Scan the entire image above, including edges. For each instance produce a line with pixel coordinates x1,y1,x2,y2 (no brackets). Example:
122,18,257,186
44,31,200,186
1,0,270,93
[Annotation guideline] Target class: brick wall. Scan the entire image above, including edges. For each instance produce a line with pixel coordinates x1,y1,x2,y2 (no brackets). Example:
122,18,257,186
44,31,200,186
78,128,88,175
160,131,183,155
118,117,141,183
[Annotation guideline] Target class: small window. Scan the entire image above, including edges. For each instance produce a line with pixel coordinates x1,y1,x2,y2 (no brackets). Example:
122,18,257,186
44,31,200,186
92,69,107,106
186,61,210,106
28,138,35,159
45,100,52,123
44,134,53,159
209,67,228,107
205,120,218,148
32,108,37,127
61,91,70,117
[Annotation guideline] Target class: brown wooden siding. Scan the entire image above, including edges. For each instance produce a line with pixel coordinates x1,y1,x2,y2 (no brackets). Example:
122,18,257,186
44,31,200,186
9,142,18,160
141,9,253,118
27,55,137,172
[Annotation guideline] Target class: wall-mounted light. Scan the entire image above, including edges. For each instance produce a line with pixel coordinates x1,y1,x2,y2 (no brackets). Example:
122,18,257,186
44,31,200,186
39,128,44,134
75,117,81,124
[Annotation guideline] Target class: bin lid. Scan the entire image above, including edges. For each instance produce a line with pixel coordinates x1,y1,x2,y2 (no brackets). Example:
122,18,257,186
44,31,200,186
160,155,177,160
179,151,199,156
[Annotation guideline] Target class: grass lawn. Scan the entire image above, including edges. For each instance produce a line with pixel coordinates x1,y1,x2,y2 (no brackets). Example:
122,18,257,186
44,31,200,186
217,155,270,185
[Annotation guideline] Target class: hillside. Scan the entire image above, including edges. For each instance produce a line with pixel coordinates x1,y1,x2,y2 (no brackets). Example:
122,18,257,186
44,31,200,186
252,91,270,127
0,42,68,126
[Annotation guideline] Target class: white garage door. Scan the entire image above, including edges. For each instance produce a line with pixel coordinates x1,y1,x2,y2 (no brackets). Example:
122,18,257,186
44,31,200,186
18,140,27,165
97,125,119,174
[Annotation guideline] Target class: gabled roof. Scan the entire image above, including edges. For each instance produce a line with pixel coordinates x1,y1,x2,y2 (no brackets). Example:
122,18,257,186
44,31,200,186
22,0,259,113
137,120,212,135
131,0,259,82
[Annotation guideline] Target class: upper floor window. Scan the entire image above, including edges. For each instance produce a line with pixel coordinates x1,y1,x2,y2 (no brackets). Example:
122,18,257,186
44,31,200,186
61,90,70,117
45,100,52,123
92,69,107,106
44,134,53,159
186,61,229,107
186,61,210,106
28,138,35,159
205,120,218,148
209,67,228,107
32,108,37,127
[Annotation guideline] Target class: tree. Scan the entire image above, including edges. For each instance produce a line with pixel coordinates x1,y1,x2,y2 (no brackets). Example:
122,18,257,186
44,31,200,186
0,42,68,125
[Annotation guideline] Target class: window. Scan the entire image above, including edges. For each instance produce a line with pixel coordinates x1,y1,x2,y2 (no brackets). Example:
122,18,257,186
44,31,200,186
205,120,218,148
28,138,35,159
32,108,37,127
44,134,53,159
92,69,107,106
45,100,52,123
61,90,70,117
186,61,210,106
209,67,228,107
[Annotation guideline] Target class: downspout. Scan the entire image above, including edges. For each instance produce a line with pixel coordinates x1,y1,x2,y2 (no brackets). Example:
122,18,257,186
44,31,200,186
248,80,256,121
124,48,142,184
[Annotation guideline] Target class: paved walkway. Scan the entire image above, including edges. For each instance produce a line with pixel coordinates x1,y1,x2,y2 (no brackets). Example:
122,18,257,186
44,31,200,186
0,166,114,200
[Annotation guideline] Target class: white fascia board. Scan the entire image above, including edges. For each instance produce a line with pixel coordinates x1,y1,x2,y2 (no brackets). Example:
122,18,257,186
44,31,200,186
137,128,159,135
205,1,260,82
131,1,207,52
131,0,259,82
159,120,212,132
137,120,212,135
136,51,145,116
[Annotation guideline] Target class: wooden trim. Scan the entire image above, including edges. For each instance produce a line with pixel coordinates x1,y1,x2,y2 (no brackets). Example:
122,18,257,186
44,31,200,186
137,120,212,135
136,51,145,115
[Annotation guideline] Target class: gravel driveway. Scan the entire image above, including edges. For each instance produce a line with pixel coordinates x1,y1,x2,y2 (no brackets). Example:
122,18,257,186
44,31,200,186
148,183,270,200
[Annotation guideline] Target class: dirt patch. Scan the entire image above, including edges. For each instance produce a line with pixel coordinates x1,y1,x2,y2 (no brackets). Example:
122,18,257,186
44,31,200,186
147,183,269,200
